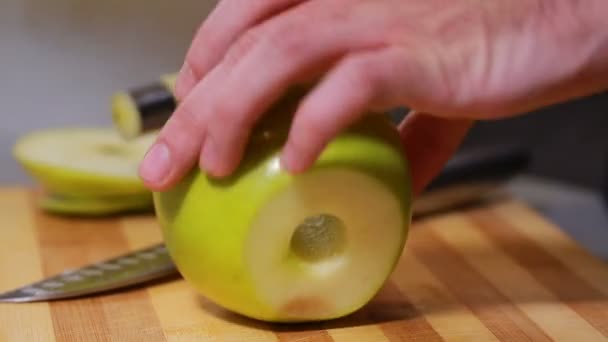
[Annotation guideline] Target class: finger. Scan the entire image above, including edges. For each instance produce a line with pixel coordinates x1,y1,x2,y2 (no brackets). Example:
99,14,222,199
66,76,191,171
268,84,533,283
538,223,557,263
175,0,304,100
398,111,473,195
194,61,304,177
138,111,204,191
139,63,228,191
192,1,385,177
280,45,432,173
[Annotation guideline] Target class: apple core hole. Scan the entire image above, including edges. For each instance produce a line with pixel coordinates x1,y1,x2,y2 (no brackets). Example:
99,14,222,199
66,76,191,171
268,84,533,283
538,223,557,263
290,214,347,263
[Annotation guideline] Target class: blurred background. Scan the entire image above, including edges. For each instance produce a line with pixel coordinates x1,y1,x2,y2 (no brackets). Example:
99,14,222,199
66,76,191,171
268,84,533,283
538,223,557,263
2,0,607,196
1,0,213,184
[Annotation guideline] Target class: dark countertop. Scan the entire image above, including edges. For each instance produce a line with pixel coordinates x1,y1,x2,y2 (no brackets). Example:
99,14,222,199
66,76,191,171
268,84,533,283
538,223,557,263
506,175,608,261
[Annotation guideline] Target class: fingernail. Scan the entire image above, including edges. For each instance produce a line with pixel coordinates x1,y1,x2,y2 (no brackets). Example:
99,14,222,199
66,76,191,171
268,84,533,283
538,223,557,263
140,143,171,184
175,62,196,101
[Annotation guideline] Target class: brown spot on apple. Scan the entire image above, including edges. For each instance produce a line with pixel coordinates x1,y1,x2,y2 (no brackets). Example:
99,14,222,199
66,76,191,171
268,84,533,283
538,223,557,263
279,296,332,319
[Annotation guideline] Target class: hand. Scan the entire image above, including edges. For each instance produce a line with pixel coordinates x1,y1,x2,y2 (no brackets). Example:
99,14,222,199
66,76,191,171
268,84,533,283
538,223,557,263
139,0,608,194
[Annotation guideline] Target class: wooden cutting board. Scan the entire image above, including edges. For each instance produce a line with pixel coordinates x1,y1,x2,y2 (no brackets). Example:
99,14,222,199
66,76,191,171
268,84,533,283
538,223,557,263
1,187,608,341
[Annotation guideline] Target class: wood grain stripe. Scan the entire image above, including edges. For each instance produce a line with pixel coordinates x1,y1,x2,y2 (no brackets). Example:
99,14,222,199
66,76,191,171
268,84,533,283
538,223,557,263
493,202,608,297
409,224,551,341
318,281,442,342
146,281,279,342
429,212,606,341
391,249,500,341
120,215,278,342
33,196,165,342
0,189,55,341
328,325,387,342
471,208,608,336
276,330,334,342
373,282,443,341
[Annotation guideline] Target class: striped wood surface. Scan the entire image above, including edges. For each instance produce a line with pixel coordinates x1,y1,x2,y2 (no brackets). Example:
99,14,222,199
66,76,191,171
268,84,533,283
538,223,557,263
1,187,608,341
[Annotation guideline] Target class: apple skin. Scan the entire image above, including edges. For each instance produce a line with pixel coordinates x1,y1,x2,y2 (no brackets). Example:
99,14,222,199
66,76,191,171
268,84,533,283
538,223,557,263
153,98,412,322
40,192,153,216
18,162,149,197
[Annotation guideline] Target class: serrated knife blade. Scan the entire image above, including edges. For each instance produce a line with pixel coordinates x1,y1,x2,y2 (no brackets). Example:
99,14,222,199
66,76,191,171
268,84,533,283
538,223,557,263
0,244,175,303
0,143,530,303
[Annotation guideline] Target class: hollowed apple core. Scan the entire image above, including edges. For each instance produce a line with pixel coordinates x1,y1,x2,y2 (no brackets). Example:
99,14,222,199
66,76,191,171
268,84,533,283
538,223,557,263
290,214,347,263
245,168,406,321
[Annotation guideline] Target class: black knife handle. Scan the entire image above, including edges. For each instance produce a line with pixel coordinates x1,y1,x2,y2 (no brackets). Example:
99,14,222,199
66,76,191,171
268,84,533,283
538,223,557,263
130,83,176,132
603,154,608,207
425,143,531,192
111,75,176,139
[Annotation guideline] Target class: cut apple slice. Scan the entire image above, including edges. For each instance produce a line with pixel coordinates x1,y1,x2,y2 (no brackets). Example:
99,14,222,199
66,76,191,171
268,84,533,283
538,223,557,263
40,192,153,216
13,128,156,197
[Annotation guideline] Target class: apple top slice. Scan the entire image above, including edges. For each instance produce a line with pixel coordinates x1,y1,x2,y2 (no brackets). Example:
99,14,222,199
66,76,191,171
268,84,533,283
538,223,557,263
13,128,156,196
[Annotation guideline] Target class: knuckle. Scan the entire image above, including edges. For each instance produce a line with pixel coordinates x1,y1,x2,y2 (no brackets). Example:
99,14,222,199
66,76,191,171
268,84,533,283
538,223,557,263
223,17,305,67
183,57,201,81
186,27,215,77
208,95,257,134
337,57,380,104
157,116,198,152
263,26,303,60
166,103,204,137
223,28,264,67
348,58,378,89
177,102,203,125
224,27,263,67
211,96,241,123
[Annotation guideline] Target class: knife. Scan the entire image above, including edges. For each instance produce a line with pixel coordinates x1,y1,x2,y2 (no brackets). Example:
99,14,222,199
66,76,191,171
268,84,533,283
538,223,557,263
0,143,529,303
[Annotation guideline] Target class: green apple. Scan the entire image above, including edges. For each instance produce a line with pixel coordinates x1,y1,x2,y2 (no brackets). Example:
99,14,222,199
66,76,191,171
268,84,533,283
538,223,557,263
39,192,153,216
13,128,156,197
154,92,412,322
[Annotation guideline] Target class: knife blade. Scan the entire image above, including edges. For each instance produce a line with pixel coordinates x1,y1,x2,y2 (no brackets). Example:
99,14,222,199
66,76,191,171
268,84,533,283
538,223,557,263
0,143,529,303
0,244,176,303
